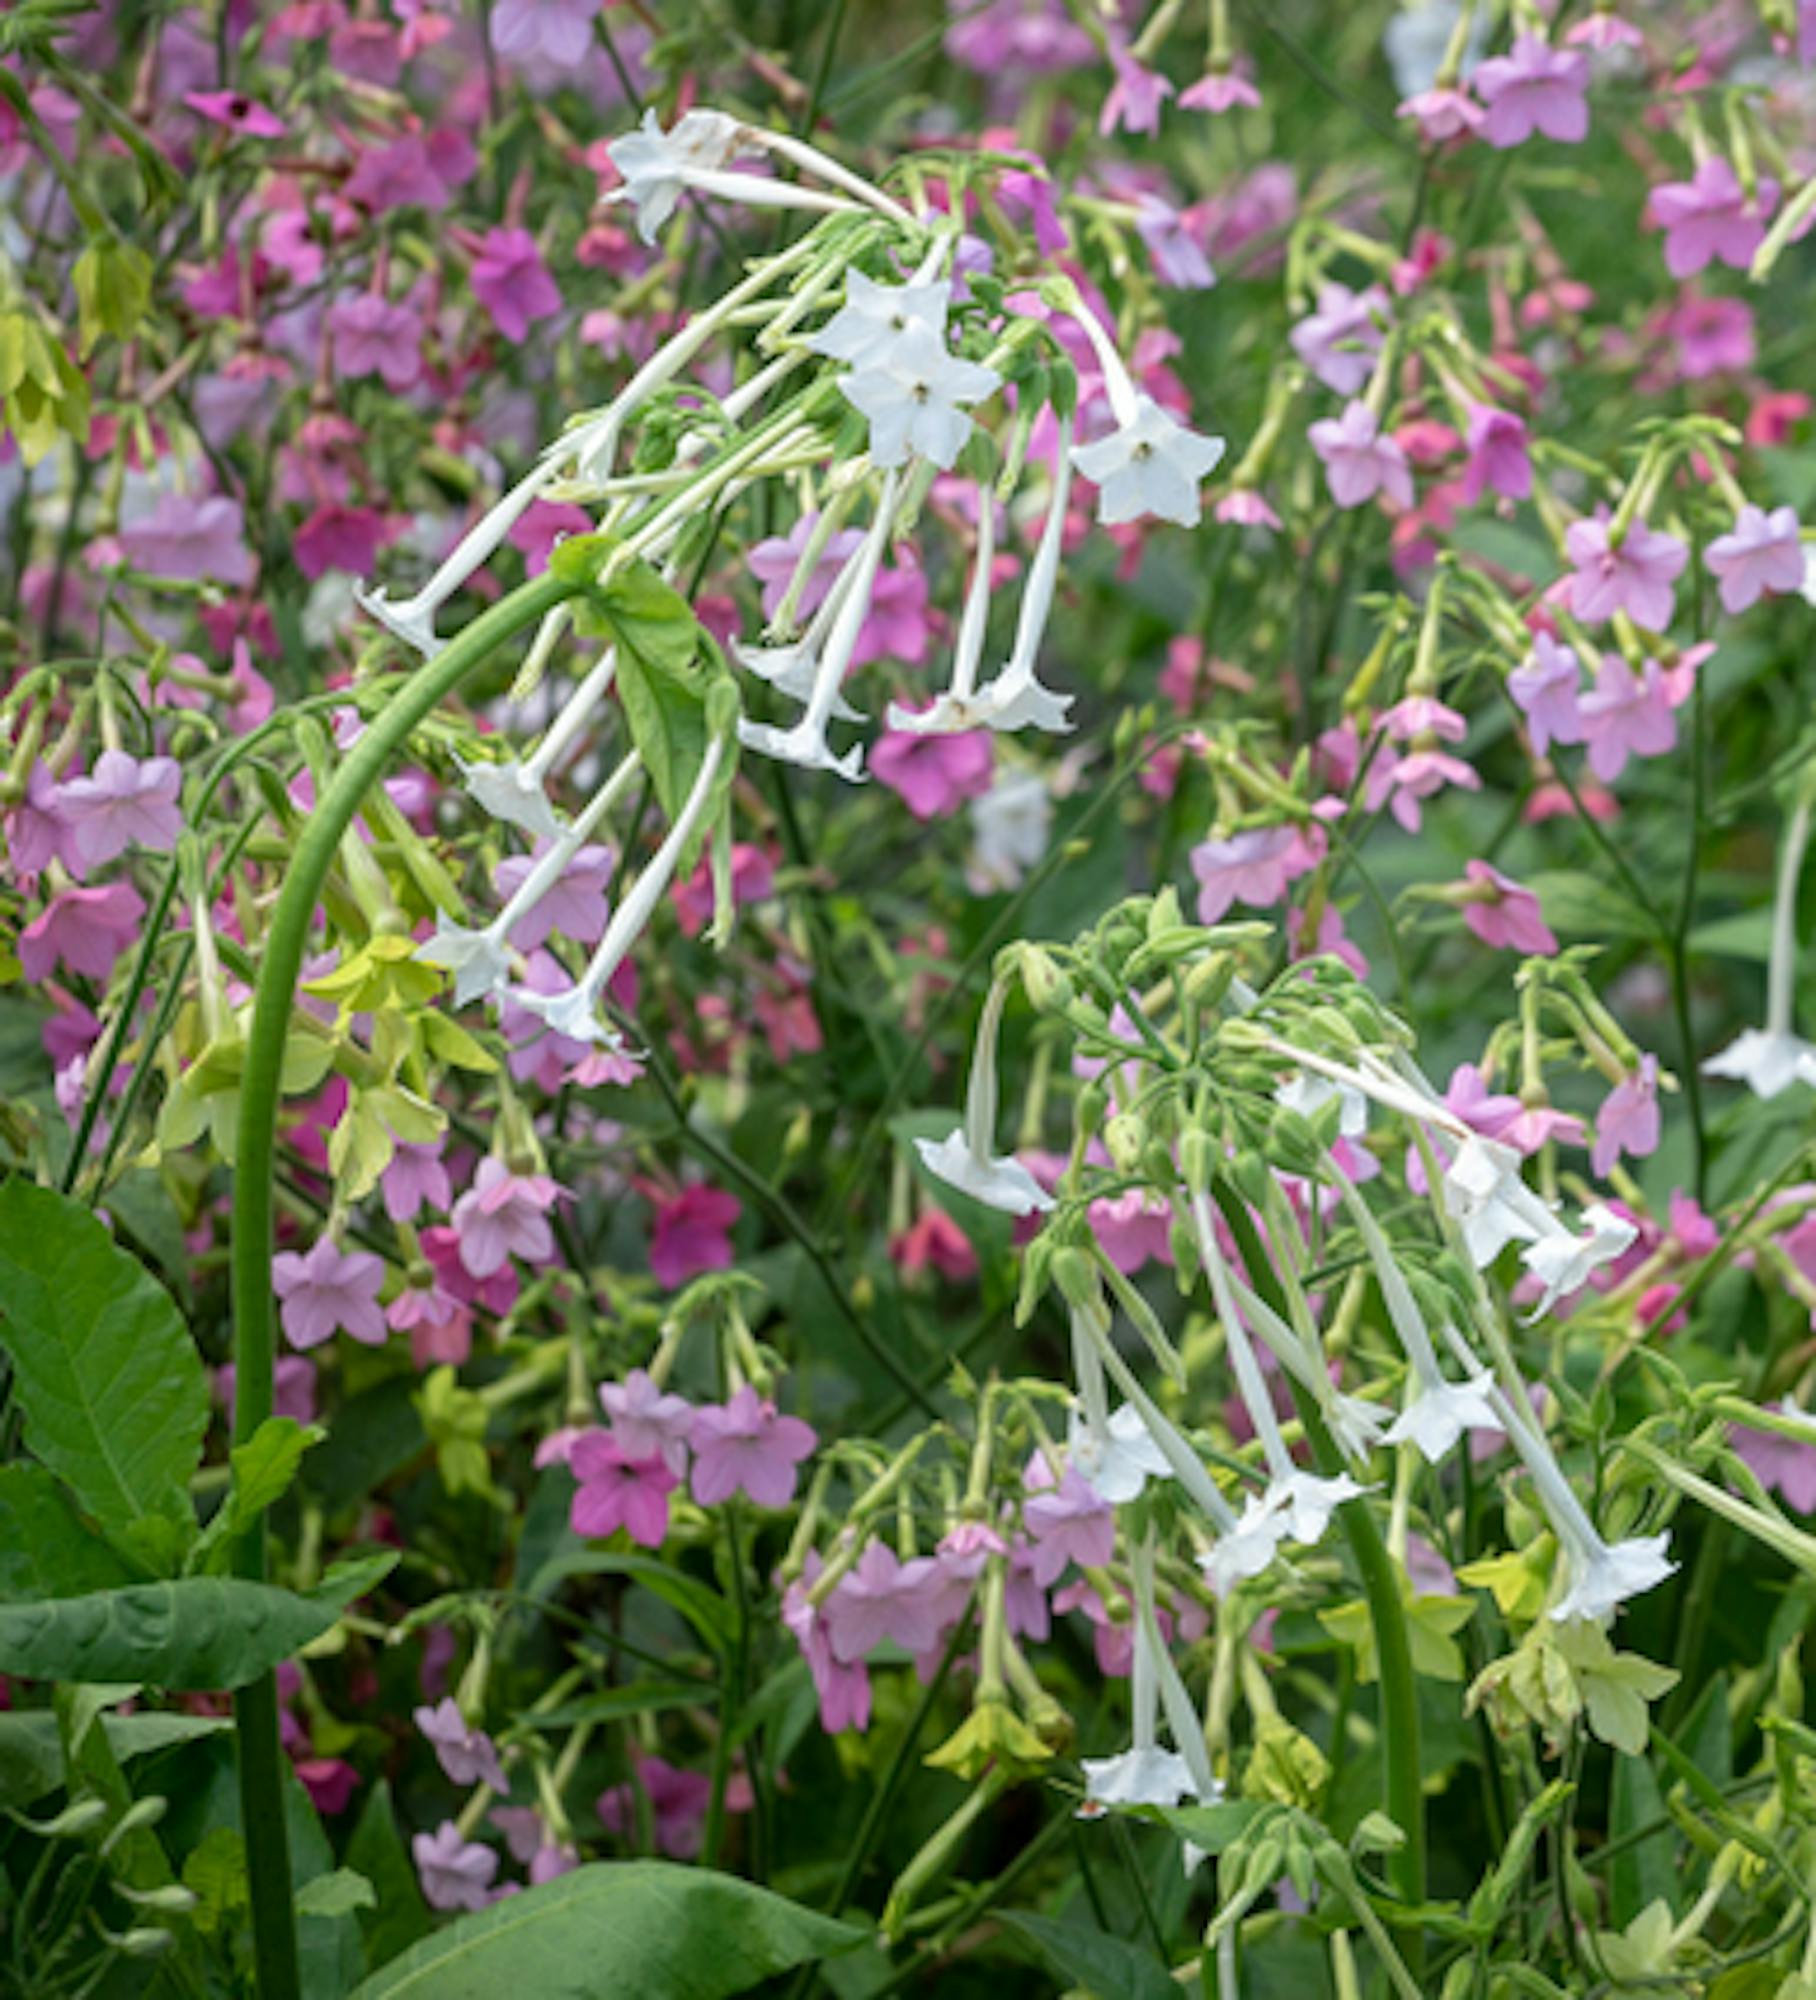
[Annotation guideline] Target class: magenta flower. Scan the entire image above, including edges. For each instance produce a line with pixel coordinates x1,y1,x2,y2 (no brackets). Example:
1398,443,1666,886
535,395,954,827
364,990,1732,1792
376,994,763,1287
648,1184,741,1289
1180,70,1261,114
1507,633,1586,755
413,1822,497,1912
471,228,561,343
1190,824,1300,923
295,504,395,581
1648,159,1778,280
414,1698,509,1793
569,1431,680,1548
1460,404,1531,503
1289,282,1388,396
1022,1464,1116,1587
1578,654,1679,782
493,842,613,949
823,1541,948,1662
329,293,424,392
690,1385,816,1508
869,728,995,821
1099,43,1174,135
600,1369,695,1477
272,1237,387,1351
381,1141,452,1225
5,765,81,880
1705,504,1804,614
1475,33,1590,149
1308,402,1414,509
184,90,287,139
451,1158,565,1278
747,516,863,620
18,882,146,982
1564,512,1687,629
782,1562,873,1732
57,751,183,870
1461,861,1558,955
598,1755,751,1859
1089,1189,1174,1275
945,0,1095,75
1592,1055,1661,1176
345,134,462,214
509,500,594,576
116,492,256,588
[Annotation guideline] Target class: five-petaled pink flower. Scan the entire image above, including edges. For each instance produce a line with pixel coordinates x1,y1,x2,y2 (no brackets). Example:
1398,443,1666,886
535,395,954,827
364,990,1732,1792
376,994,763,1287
1507,633,1586,755
18,882,147,982
329,293,424,392
493,842,613,950
272,1236,387,1351
1289,283,1388,396
1180,70,1261,115
1022,1463,1116,1586
1578,654,1679,781
413,1822,497,1912
869,728,995,821
1099,42,1174,135
1461,860,1558,955
1475,33,1590,149
58,751,183,869
648,1184,741,1289
451,1157,565,1278
1593,1055,1661,1176
569,1431,680,1547
1705,504,1804,614
599,1369,695,1477
690,1385,816,1508
823,1541,948,1662
1191,823,1302,923
1564,512,1687,630
1647,159,1779,280
1308,401,1414,509
470,227,562,343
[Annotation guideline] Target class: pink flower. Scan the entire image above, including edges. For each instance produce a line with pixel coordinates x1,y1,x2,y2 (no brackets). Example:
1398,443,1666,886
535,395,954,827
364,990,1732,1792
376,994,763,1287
57,751,183,869
599,1369,695,1476
345,134,464,214
1705,504,1804,614
648,1184,741,1289
1367,746,1481,831
216,1355,319,1428
1564,512,1687,629
869,728,994,821
1309,402,1414,509
1180,70,1261,114
185,90,286,138
388,1282,473,1369
471,228,561,343
890,1208,977,1284
598,1755,750,1858
18,882,146,982
1460,404,1531,503
569,1431,679,1548
1732,1408,1816,1514
414,1698,509,1792
1475,33,1589,149
1507,633,1586,755
689,1385,816,1508
1089,1189,1174,1274
329,293,423,392
946,1,1094,74
1289,283,1388,396
1578,655,1678,782
823,1541,948,1662
1648,159,1778,280
1398,86,1484,142
272,1236,387,1351
117,492,256,587
748,516,861,620
295,504,395,580
450,1157,565,1278
1593,1056,1660,1176
413,1822,497,1912
1022,1465,1115,1586
491,0,602,67
508,500,593,576
1099,43,1174,135
381,1141,452,1224
1461,861,1558,955
493,842,612,949
673,843,774,939
5,765,80,879
782,1560,873,1732
1190,823,1301,922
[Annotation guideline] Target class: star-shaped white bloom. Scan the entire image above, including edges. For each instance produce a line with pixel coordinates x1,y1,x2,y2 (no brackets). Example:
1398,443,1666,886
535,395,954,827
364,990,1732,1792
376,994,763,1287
806,268,953,368
1520,1202,1638,1318
1068,394,1227,528
1551,1531,1676,1625
1067,1402,1172,1505
1383,1372,1500,1463
509,984,625,1050
414,918,513,1009
1077,1745,1198,1815
735,639,865,722
457,758,566,841
1327,1392,1391,1464
605,108,746,244
913,1128,1054,1217
1442,1134,1541,1268
838,320,1001,470
1265,1469,1367,1546
736,716,865,783
1702,1027,1816,1100
1198,1493,1290,1598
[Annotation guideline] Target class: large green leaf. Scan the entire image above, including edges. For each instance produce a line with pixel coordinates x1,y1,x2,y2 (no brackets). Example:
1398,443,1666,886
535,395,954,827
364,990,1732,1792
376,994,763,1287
998,1910,1180,2000
527,1548,733,1657
346,1778,434,1970
0,1552,396,1690
0,1708,231,1808
1608,1754,1673,1930
347,1861,867,2000
0,1462,140,1597
0,1178,208,1564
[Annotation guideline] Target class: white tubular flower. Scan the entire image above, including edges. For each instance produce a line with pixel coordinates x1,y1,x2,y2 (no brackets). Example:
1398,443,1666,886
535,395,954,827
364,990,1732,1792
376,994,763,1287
1519,1201,1639,1318
1198,1492,1290,1598
739,470,900,782
1704,793,1816,1099
1276,1069,1369,1139
1063,294,1226,528
605,108,863,244
509,734,726,1045
1265,1468,1368,1543
807,266,953,369
419,751,641,1007
965,423,1077,734
1079,1744,1198,1814
737,538,872,722
886,492,996,736
839,320,1001,470
1443,1132,1546,1267
1383,1376,1500,1462
1066,1402,1171,1505
914,968,1055,1215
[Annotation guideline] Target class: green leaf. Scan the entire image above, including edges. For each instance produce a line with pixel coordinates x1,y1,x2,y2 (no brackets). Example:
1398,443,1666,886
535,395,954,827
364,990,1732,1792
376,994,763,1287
346,1779,434,1970
997,1910,1179,2000
0,1552,396,1690
226,1417,324,1540
584,558,720,821
296,1869,378,1918
527,1549,733,1657
0,1462,140,1597
0,1708,230,1807
1142,1799,1264,1853
72,236,152,356
183,1825,251,1937
347,1861,866,1999
520,1681,716,1731
0,1178,208,1565
1608,1754,1673,1929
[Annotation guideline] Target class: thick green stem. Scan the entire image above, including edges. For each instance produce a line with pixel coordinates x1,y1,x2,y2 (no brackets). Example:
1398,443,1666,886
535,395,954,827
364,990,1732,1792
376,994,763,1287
227,572,572,1998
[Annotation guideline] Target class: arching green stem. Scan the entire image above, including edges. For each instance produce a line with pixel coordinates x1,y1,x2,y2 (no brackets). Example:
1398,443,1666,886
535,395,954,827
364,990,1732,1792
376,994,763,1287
228,572,572,1998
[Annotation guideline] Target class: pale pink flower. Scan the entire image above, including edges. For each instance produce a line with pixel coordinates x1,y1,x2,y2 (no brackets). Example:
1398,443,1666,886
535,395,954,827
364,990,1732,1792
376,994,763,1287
1309,402,1414,508
1461,860,1558,955
1460,404,1531,503
18,882,147,981
1022,1464,1115,1587
471,228,561,343
1705,504,1804,614
1398,85,1484,142
599,1369,695,1476
1592,1056,1661,1176
690,1385,816,1508
569,1432,679,1548
1180,70,1261,114
450,1158,565,1278
1578,655,1678,781
117,492,256,587
824,1542,948,1662
329,293,424,392
413,1822,497,1912
869,728,994,821
1507,633,1586,755
57,751,183,869
272,1237,387,1351
1475,33,1589,149
492,842,613,949
1190,823,1300,922
1099,42,1174,135
1648,159,1778,280
1564,512,1687,629
381,1141,452,1225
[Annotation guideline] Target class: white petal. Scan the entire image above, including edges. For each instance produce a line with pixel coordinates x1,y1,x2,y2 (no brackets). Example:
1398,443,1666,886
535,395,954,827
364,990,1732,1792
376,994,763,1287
913,1129,1055,1217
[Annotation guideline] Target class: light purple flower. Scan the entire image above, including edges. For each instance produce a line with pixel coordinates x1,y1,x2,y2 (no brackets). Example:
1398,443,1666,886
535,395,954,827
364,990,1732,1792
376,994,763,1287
1705,504,1804,615
329,293,424,392
1733,1404,1816,1514
413,1821,498,1912
414,1698,509,1793
1460,403,1531,503
493,842,613,949
58,751,183,869
451,1157,565,1278
471,228,561,344
1180,70,1262,115
1398,85,1485,142
1190,824,1301,922
1578,655,1679,782
1564,512,1687,629
271,1237,387,1351
18,883,146,982
823,1541,948,1662
1099,43,1174,136
1475,32,1589,149
1592,1056,1661,1176
490,0,600,67
1022,1464,1115,1587
599,1369,694,1476
1648,159,1778,280
1308,401,1414,509
381,1141,452,1225
116,492,256,587
1288,282,1388,396
689,1384,816,1508
1507,632,1586,755
945,0,1094,74
1134,194,1216,290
